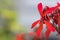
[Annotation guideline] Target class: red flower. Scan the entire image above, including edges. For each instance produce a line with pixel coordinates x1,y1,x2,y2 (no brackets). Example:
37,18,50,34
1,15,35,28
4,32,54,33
32,3,56,38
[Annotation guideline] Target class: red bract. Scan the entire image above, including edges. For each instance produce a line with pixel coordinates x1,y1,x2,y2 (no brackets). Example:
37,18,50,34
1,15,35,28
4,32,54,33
32,3,56,38
36,22,43,37
45,29,51,38
43,7,55,17
38,3,43,17
44,20,55,32
32,19,40,28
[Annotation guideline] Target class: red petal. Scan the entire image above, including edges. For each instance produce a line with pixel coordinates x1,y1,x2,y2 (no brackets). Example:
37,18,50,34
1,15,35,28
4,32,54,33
43,3,60,17
32,20,40,28
54,3,60,9
16,33,24,40
36,22,43,37
57,2,60,6
44,20,55,32
45,29,51,38
43,7,55,17
38,3,43,17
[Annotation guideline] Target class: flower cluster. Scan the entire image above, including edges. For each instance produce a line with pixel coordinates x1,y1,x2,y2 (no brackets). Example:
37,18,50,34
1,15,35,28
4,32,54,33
32,2,60,39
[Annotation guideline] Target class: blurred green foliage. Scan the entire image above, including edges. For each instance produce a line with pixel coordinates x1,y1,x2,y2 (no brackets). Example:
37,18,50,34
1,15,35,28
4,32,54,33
0,0,27,40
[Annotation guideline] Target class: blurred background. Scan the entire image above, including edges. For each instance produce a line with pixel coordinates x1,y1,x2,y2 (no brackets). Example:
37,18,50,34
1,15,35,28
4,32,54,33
0,0,60,40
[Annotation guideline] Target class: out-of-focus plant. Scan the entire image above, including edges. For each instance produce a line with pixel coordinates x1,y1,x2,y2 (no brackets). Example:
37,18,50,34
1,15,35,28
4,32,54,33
0,0,17,40
0,8,27,35
1,9,16,33
0,0,27,35
0,0,14,34
16,32,44,40
0,0,14,10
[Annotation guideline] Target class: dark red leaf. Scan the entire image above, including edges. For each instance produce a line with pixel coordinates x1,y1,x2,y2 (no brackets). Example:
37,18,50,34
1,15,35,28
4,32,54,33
44,20,55,32
45,29,51,38
32,20,40,28
36,22,43,37
38,3,43,17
